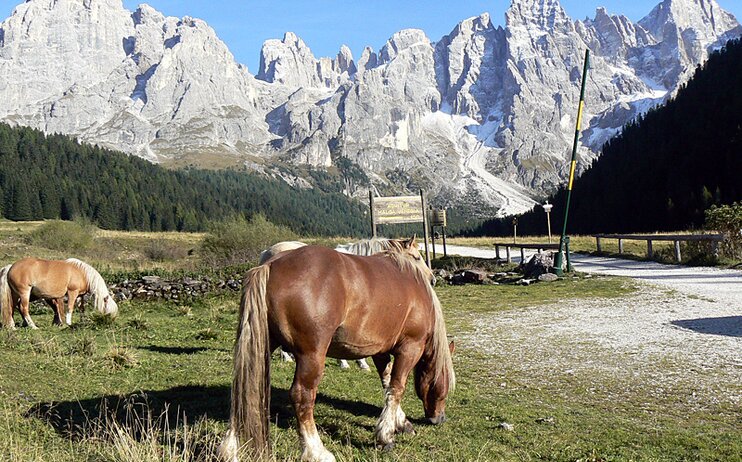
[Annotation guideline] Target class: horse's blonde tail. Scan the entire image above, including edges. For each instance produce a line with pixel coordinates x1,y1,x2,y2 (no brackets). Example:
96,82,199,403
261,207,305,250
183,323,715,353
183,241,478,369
219,265,272,461
0,265,14,329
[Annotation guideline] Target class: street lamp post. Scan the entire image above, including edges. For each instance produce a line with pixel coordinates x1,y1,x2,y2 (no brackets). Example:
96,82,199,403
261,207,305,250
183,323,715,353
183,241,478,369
543,201,553,243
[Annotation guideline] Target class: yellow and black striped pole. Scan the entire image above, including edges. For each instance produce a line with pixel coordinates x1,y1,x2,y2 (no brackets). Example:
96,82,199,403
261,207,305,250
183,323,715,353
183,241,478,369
554,48,590,276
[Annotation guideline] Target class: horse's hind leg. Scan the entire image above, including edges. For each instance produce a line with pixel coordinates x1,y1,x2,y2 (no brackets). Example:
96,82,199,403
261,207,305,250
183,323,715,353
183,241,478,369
46,299,65,326
17,292,37,329
291,353,336,462
372,354,393,389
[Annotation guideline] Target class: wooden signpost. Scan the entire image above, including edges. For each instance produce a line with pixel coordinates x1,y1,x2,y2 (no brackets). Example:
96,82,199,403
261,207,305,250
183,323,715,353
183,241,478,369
369,190,431,267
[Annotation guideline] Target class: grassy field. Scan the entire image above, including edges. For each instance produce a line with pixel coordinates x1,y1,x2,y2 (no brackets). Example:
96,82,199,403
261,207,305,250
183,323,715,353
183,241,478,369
1,274,739,461
0,221,739,461
0,220,341,273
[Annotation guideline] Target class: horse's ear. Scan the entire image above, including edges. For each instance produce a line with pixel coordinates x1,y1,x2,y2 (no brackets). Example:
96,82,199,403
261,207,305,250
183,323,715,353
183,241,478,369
406,235,417,248
448,340,456,355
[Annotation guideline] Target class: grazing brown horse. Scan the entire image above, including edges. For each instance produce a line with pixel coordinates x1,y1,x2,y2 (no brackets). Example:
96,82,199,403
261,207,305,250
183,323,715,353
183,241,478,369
1,257,118,329
219,238,455,462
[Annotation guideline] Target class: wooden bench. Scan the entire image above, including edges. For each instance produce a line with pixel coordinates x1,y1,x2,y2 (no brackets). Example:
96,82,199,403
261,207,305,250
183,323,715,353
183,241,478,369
492,242,560,263
592,233,724,262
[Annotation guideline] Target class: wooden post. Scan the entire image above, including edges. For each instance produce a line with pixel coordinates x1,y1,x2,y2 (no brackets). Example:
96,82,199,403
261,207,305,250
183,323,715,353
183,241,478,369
674,241,682,262
495,245,501,260
618,238,623,254
442,226,447,257
431,224,437,260
420,190,431,267
647,240,653,259
369,190,376,237
506,246,511,263
520,247,525,263
596,236,602,253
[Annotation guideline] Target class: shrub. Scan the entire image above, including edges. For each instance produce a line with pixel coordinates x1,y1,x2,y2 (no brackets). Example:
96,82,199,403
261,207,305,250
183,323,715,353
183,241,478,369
68,334,96,357
201,214,298,266
25,219,96,252
88,311,118,328
143,239,189,262
104,345,139,370
195,328,218,341
705,202,742,259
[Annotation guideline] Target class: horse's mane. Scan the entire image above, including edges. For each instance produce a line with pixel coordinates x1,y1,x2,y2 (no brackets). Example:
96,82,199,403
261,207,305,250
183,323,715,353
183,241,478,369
65,258,111,312
259,241,307,265
386,251,455,392
336,237,397,256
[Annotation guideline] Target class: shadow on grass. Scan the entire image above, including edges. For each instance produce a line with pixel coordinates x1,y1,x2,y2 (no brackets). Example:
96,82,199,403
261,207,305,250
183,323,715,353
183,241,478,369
139,345,211,355
26,384,386,448
671,316,742,337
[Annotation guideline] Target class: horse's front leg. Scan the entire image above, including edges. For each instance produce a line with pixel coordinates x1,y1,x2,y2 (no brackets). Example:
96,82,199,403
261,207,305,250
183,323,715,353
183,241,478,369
291,353,336,462
65,290,80,326
374,348,420,449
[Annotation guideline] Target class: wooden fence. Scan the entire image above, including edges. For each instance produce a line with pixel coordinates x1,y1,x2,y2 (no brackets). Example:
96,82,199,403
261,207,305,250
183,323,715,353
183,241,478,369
592,234,724,262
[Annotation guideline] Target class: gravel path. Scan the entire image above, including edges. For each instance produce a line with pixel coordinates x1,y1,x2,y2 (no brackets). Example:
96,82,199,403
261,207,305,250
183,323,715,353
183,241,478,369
438,243,742,405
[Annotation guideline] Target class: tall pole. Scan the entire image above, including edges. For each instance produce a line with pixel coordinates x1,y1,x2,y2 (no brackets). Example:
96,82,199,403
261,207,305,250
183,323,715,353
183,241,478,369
420,190,431,268
369,190,376,237
554,49,590,276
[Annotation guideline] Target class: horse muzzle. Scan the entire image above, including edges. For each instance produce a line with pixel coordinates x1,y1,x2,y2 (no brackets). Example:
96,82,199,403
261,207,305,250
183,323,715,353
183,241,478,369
427,412,446,425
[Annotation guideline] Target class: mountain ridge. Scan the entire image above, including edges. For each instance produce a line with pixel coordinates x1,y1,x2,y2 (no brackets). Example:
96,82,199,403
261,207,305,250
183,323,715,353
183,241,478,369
0,0,739,216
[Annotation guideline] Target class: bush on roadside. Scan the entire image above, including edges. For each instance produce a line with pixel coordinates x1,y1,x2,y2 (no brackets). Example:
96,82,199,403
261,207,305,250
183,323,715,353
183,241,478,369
705,202,742,259
201,214,298,266
24,219,97,252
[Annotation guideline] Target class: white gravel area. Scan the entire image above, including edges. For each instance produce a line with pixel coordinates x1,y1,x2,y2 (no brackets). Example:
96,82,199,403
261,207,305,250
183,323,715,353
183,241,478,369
441,245,742,406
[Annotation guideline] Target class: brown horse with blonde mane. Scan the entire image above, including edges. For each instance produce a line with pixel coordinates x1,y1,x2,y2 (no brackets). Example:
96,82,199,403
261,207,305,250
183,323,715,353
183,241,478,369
219,237,455,462
1,257,118,329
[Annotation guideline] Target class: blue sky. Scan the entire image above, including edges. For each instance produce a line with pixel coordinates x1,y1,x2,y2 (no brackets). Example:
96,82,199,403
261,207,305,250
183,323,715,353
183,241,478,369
1,0,740,73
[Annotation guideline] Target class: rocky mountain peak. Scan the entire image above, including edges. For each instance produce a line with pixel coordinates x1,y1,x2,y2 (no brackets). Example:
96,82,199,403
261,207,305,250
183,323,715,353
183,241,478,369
379,29,432,63
0,0,739,217
257,31,321,87
577,7,653,58
635,0,740,89
505,0,572,31
133,4,165,25
640,0,739,40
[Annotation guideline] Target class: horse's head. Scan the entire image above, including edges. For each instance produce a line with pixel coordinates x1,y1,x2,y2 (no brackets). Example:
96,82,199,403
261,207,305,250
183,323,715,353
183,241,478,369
101,294,119,316
415,340,455,425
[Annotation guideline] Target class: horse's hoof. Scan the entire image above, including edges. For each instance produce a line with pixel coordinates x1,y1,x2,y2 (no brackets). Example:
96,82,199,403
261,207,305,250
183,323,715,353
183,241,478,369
338,360,350,369
381,442,395,452
402,420,415,434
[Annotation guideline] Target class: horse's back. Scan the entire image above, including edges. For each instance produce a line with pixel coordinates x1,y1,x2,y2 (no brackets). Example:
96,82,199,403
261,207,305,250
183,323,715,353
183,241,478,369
7,258,83,295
